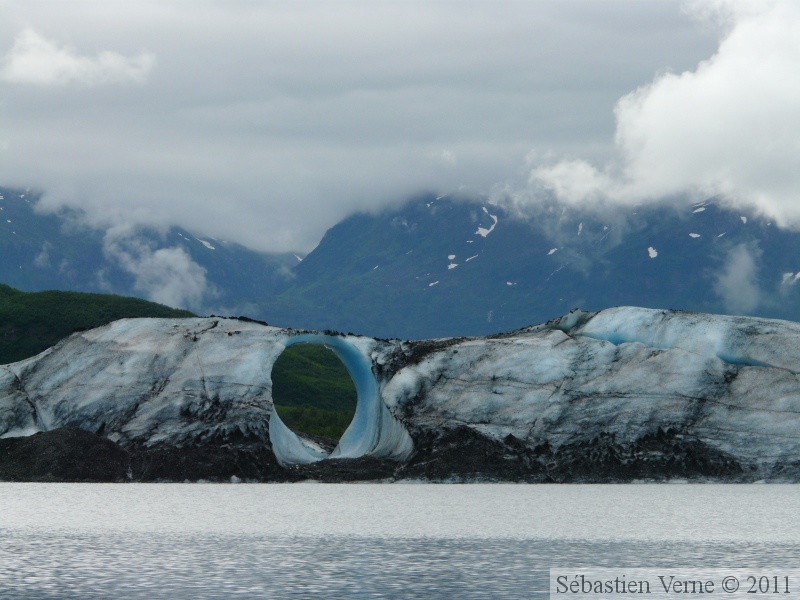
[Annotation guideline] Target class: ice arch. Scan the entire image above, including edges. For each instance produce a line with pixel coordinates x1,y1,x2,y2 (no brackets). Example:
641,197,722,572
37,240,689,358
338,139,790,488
268,334,414,466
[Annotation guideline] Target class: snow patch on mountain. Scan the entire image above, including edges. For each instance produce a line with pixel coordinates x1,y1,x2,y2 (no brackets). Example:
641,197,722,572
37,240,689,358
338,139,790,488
475,207,498,238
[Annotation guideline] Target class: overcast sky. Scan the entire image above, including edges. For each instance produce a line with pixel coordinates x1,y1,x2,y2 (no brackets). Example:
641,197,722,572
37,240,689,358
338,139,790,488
1,0,794,254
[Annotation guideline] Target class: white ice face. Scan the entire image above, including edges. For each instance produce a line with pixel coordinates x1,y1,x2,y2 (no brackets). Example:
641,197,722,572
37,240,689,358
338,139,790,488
0,319,413,466
4,306,800,478
380,307,800,476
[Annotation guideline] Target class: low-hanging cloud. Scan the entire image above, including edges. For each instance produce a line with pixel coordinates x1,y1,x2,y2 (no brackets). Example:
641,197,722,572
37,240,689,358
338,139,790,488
0,2,719,253
529,0,800,226
1,28,155,86
102,227,209,311
713,243,762,314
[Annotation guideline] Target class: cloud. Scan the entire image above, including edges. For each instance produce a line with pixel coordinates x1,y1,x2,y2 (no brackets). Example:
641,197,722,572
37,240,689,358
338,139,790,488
0,2,718,252
713,243,761,313
528,157,618,204
102,227,209,311
527,0,800,225
439,150,457,166
1,28,155,85
33,241,51,268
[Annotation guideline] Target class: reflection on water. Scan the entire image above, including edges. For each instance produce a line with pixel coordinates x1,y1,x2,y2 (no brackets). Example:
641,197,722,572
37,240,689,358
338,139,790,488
1,484,799,599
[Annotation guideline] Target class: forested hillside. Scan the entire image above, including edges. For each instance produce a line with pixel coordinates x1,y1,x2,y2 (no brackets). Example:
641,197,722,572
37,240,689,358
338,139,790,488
0,284,195,364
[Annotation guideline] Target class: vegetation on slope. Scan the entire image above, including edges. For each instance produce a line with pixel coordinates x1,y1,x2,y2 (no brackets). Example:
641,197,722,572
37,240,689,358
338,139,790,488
0,283,195,364
271,343,357,440
272,404,355,441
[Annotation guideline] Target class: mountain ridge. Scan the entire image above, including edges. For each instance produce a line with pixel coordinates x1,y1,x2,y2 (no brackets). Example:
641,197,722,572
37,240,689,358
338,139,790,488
4,184,800,339
255,193,800,338
0,185,300,315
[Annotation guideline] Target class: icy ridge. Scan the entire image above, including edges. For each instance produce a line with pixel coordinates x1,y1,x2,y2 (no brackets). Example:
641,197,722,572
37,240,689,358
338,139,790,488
0,318,413,467
553,307,800,372
3,307,800,479
380,307,800,479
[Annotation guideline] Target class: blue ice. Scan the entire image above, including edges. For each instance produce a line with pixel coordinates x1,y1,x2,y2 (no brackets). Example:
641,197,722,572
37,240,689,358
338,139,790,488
269,334,413,466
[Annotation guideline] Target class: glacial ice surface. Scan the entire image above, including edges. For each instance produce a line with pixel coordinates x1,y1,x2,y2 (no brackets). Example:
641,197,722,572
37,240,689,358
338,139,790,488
0,319,413,467
380,307,800,478
4,307,800,478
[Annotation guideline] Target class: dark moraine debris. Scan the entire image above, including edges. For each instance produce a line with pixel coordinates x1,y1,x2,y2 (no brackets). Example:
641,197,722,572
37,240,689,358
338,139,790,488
129,442,293,483
399,426,549,482
0,425,773,483
0,427,296,483
399,426,750,483
289,456,400,482
543,429,749,483
0,427,130,482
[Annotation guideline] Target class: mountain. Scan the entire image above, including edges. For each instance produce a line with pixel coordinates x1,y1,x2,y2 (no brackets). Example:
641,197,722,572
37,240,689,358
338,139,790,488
0,186,300,314
5,184,800,339
255,193,800,338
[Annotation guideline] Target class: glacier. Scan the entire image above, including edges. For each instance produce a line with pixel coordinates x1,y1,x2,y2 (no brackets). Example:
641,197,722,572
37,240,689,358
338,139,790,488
2,307,800,482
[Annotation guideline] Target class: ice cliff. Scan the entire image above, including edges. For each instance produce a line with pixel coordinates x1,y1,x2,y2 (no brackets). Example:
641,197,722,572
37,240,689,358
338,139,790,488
2,307,800,482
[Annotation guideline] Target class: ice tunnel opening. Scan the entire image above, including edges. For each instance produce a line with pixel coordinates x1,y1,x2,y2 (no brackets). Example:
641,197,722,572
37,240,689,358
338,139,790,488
268,334,414,466
270,342,357,454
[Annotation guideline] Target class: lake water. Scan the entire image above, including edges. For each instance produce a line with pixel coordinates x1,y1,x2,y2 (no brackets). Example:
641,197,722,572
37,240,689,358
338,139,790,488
1,484,799,598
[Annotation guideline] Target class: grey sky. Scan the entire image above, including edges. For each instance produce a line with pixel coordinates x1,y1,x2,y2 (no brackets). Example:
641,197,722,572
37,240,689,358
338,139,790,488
0,1,731,252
